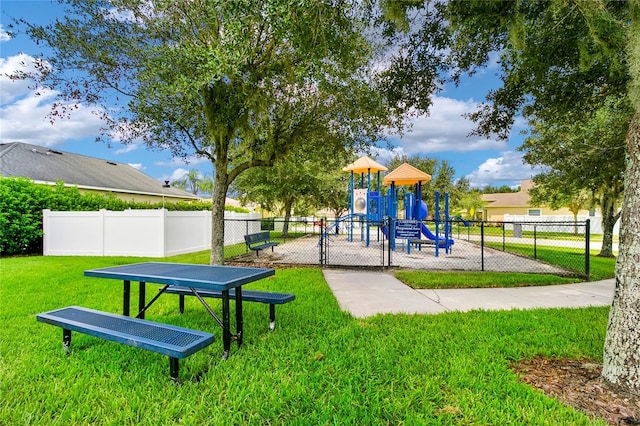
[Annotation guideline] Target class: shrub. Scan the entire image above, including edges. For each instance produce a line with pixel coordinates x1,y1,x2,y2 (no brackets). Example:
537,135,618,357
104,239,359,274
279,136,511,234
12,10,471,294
0,177,51,255
261,218,275,230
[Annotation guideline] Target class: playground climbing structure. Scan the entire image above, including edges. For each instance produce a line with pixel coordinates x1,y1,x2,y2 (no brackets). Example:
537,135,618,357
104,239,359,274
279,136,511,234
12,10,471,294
334,156,463,257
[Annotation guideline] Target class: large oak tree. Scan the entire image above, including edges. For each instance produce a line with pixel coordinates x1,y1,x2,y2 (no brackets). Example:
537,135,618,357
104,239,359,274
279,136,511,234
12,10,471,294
16,0,394,264
383,0,640,393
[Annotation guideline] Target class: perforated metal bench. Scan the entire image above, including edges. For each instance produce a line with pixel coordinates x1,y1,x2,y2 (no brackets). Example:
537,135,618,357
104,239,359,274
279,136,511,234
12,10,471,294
244,231,279,257
37,306,214,381
163,286,295,330
410,239,436,248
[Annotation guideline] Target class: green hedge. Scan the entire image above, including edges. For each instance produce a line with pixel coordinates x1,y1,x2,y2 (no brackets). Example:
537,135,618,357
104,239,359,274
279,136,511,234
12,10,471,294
261,218,275,231
0,177,224,256
1,178,49,255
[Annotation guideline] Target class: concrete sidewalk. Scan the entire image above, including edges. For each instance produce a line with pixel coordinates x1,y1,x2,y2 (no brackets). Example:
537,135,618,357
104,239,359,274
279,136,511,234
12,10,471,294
322,269,615,318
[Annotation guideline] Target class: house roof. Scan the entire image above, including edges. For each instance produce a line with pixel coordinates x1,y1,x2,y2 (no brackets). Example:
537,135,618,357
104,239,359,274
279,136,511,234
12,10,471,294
382,162,432,186
0,142,198,200
481,180,532,207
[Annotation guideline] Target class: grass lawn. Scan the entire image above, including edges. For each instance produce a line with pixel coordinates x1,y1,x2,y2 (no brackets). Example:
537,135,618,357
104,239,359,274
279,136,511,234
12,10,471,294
395,270,583,289
483,243,616,281
451,223,616,243
396,246,615,289
0,253,612,424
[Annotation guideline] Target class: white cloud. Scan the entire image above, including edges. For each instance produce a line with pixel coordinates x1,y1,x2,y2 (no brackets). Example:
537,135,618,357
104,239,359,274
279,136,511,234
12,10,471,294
128,163,145,171
390,96,504,155
168,168,189,182
0,53,41,104
471,51,502,76
155,155,210,168
0,24,11,42
105,2,158,24
0,87,108,146
115,143,139,154
465,151,542,188
376,94,535,189
368,145,405,165
0,54,110,147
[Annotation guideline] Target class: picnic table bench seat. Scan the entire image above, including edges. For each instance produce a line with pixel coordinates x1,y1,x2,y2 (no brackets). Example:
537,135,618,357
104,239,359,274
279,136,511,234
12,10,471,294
244,231,279,257
163,286,295,330
37,306,214,381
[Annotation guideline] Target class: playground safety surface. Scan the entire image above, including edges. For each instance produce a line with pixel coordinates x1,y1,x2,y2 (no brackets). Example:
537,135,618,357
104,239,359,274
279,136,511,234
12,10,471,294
228,232,614,351
235,233,570,274
230,232,628,425
230,235,613,317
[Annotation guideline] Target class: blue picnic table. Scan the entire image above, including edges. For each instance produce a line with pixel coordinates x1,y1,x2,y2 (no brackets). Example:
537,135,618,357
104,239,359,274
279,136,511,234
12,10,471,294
84,262,275,359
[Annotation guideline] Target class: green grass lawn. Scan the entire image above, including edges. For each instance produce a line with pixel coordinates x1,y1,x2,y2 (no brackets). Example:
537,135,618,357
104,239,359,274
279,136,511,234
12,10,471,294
484,243,616,281
0,253,612,424
396,247,615,289
395,270,583,289
451,223,618,243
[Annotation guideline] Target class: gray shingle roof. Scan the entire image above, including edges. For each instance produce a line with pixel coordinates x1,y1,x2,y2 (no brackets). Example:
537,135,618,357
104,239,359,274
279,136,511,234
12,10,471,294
0,142,198,200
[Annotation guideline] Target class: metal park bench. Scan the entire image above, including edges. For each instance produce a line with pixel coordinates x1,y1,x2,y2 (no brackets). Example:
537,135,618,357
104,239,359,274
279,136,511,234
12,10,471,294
410,239,436,250
37,306,214,382
163,286,295,330
244,231,279,257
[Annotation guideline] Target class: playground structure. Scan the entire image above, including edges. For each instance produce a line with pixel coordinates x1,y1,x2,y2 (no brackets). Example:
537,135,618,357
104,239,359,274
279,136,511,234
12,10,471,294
337,156,465,256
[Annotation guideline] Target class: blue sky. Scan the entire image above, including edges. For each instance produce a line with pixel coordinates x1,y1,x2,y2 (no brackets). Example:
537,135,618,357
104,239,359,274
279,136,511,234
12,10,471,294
1,0,539,190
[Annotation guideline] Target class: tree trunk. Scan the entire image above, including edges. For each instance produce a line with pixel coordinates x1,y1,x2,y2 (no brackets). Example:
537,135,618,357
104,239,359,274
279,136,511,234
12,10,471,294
210,162,229,266
282,198,293,237
602,111,640,394
598,191,619,258
333,206,347,219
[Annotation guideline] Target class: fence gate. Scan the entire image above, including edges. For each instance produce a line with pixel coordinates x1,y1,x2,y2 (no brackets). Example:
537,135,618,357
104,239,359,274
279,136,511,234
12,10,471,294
318,217,387,268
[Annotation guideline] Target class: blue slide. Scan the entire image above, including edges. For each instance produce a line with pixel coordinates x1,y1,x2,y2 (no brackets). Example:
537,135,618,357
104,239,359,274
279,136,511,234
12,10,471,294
420,223,454,248
451,215,470,227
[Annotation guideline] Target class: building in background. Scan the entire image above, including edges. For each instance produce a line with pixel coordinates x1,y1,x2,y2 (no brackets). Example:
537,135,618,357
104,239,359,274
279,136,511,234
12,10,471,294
0,141,197,204
481,180,594,222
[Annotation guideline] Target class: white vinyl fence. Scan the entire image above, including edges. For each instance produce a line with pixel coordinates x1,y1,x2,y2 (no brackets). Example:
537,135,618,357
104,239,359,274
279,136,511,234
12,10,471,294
503,214,620,235
43,209,261,257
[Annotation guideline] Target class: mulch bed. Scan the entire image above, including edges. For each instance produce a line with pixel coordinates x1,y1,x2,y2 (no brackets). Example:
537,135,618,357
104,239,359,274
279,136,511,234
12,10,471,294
512,356,640,425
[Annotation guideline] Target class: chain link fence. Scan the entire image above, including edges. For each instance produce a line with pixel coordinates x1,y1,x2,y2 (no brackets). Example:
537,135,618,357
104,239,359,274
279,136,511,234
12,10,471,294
224,217,592,278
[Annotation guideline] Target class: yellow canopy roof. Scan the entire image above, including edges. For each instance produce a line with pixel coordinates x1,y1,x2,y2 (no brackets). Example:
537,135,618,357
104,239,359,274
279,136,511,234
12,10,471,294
342,156,388,173
382,163,432,186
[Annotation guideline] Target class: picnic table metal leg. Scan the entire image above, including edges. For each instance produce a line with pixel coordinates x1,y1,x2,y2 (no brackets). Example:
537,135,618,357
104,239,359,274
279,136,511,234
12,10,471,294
235,286,243,347
269,304,276,331
169,357,179,382
62,329,71,354
123,280,130,316
137,285,169,318
138,281,146,319
221,290,230,360
186,287,240,359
